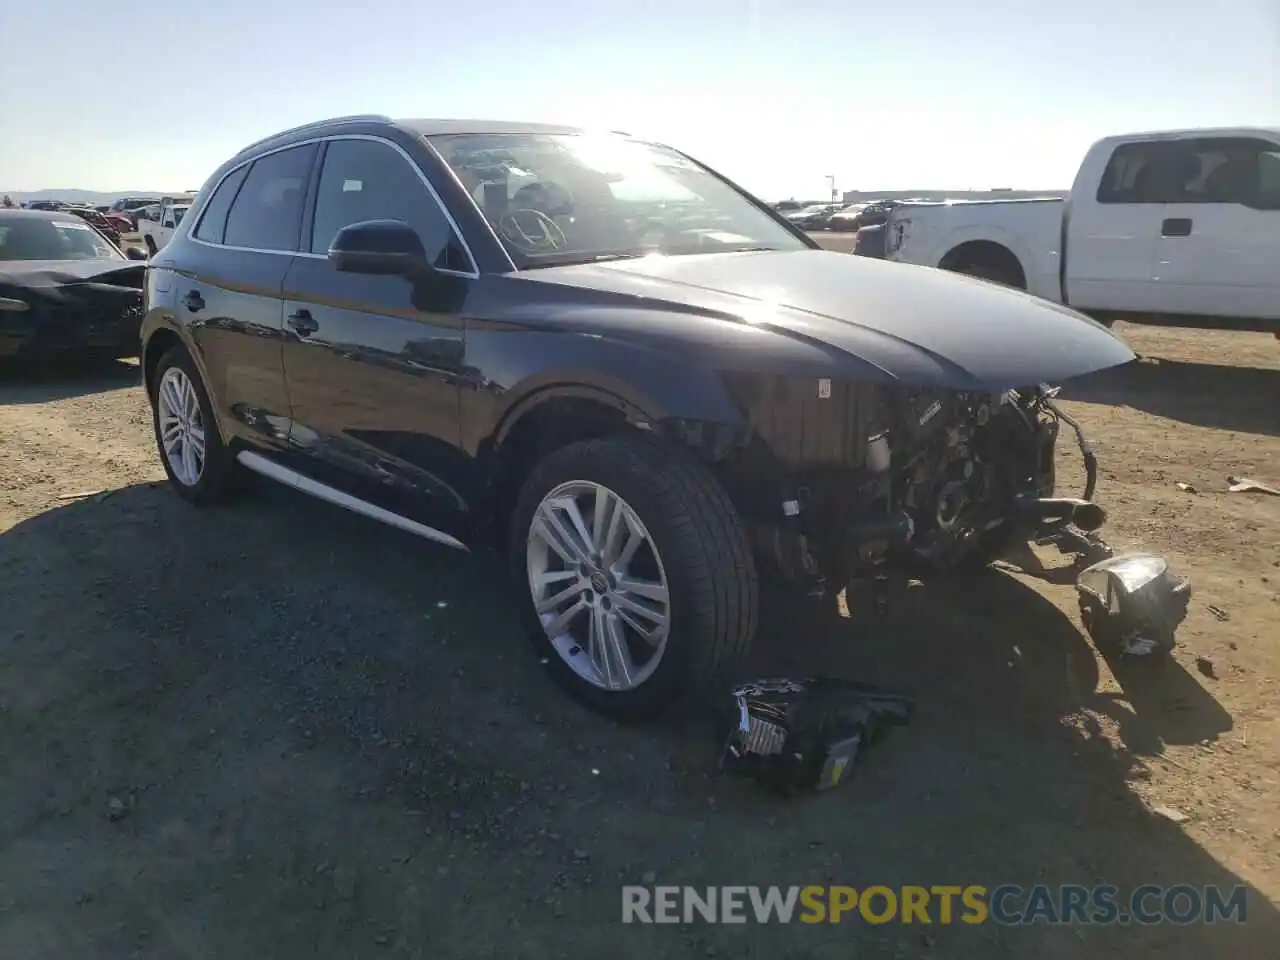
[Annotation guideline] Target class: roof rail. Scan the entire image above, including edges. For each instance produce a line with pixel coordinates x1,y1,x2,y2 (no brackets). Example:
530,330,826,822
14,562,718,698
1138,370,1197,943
235,114,393,156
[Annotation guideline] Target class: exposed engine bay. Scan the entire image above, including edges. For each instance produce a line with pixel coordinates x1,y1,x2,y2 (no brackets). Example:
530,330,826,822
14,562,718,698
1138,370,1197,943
723,375,1107,589
714,372,1192,654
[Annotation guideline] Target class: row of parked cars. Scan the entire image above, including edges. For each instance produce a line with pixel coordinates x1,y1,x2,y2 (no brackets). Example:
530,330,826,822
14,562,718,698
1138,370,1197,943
13,198,140,246
11,194,200,256
771,198,908,259
774,198,919,231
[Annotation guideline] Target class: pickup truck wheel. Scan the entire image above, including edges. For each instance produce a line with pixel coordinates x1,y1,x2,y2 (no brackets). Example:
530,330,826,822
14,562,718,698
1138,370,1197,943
144,236,157,256
510,437,758,720
149,346,238,505
955,262,1021,287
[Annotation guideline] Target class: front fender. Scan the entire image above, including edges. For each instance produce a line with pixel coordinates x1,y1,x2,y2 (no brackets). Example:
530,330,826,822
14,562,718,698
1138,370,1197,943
138,304,231,440
463,328,748,457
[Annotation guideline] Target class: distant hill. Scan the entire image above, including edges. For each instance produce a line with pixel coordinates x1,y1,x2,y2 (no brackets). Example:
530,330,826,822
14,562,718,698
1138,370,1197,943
1,189,175,206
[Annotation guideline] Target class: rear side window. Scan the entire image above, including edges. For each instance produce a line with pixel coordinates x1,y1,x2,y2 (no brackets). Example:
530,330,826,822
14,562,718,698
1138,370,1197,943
193,165,250,244
308,138,471,271
223,144,316,251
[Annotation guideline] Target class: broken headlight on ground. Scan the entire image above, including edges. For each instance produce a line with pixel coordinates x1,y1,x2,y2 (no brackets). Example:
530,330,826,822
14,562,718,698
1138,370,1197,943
716,678,913,794
1076,554,1192,656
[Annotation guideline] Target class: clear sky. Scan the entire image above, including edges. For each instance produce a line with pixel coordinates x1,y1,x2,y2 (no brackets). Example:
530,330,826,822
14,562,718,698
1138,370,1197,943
1,0,1276,199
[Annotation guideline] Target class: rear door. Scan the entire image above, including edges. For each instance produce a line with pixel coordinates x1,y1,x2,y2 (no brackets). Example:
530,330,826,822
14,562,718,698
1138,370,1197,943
1064,140,1166,311
1152,137,1280,321
280,136,477,537
176,142,317,452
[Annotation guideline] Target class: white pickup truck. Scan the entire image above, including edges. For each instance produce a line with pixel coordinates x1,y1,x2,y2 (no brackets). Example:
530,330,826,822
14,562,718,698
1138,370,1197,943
136,193,197,256
884,127,1280,333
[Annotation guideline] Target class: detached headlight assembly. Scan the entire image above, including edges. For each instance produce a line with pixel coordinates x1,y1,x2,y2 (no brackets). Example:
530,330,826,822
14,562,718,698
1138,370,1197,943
1076,553,1191,656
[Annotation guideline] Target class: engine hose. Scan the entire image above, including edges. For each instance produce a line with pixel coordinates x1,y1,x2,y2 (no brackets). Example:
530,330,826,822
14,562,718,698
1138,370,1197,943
1045,398,1097,501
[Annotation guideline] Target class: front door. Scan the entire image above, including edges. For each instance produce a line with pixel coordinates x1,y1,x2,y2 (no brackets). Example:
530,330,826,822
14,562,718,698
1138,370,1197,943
1064,139,1165,312
1152,136,1280,321
281,136,478,538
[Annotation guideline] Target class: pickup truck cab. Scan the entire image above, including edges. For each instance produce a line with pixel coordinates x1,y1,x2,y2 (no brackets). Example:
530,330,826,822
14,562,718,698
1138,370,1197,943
137,194,197,255
884,127,1280,333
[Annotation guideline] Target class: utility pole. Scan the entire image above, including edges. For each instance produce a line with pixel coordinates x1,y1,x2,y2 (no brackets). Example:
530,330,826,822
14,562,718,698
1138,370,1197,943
826,175,837,203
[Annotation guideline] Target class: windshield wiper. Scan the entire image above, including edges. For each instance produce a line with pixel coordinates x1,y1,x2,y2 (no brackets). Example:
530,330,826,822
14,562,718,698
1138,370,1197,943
522,252,643,269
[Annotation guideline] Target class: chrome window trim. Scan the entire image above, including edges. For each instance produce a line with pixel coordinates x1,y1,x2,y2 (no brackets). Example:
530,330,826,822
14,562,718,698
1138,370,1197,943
188,133,480,279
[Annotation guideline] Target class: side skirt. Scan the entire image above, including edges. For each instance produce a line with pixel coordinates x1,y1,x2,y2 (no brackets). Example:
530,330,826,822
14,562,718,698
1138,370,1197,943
235,450,471,553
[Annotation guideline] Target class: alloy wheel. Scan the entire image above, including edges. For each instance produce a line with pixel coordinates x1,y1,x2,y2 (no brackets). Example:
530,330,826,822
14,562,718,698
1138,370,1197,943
526,480,672,691
156,366,206,487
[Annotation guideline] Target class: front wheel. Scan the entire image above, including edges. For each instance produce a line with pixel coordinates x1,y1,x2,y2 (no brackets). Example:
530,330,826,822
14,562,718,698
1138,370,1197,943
509,437,758,720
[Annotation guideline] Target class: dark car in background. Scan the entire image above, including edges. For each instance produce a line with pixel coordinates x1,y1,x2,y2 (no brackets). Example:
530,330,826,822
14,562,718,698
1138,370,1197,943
784,202,844,230
65,207,131,245
110,196,161,230
0,209,147,361
830,199,903,232
139,114,1133,720
827,203,868,232
852,222,887,258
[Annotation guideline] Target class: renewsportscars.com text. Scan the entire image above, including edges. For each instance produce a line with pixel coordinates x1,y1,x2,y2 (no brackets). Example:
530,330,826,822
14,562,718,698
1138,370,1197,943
621,884,1249,926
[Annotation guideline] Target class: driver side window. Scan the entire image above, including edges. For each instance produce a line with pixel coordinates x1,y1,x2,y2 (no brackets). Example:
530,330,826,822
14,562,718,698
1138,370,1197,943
310,139,471,271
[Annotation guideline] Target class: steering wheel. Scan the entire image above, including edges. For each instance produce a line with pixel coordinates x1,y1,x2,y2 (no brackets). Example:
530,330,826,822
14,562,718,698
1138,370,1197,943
498,208,568,253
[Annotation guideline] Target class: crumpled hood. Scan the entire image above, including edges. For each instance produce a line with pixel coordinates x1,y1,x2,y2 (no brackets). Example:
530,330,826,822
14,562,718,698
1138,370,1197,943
0,259,144,290
529,249,1135,389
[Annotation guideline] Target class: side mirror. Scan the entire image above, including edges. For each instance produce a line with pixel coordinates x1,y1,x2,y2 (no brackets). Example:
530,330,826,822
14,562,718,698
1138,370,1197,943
125,246,148,261
328,219,432,278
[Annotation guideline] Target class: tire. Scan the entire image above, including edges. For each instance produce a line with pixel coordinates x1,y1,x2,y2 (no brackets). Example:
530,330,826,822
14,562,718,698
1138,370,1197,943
144,235,157,256
955,261,1020,287
509,436,758,720
149,345,238,505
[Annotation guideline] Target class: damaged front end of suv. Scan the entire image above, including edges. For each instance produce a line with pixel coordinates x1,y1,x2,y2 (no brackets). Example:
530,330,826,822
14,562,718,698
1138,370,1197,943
722,375,1095,587
709,350,1188,654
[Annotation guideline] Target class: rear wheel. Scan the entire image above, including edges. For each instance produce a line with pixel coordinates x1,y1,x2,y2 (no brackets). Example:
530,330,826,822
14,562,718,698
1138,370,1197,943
150,346,238,504
955,261,1021,287
509,436,758,719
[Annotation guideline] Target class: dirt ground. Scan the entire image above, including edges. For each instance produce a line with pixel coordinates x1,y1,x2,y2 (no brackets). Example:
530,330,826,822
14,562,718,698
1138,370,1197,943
1,324,1277,959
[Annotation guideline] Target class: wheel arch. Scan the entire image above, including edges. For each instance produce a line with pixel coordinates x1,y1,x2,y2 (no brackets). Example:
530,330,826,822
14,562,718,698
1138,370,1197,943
141,324,185,396
139,319,230,444
473,367,754,546
933,225,1036,286
938,238,1029,289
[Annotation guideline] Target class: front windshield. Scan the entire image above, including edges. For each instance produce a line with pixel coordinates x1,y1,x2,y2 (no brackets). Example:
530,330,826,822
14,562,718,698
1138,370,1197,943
428,132,809,268
0,217,123,261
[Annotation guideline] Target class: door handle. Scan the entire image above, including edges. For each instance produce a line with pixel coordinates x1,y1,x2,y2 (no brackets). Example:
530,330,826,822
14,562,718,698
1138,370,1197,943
1161,218,1193,238
287,308,318,336
183,290,205,313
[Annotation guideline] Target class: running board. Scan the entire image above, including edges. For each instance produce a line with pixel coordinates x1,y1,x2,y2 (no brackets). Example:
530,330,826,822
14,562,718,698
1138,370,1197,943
235,451,470,553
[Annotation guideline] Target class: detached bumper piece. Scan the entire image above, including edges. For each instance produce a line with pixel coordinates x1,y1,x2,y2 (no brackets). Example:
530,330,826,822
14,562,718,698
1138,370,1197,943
1076,554,1192,657
717,677,913,795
